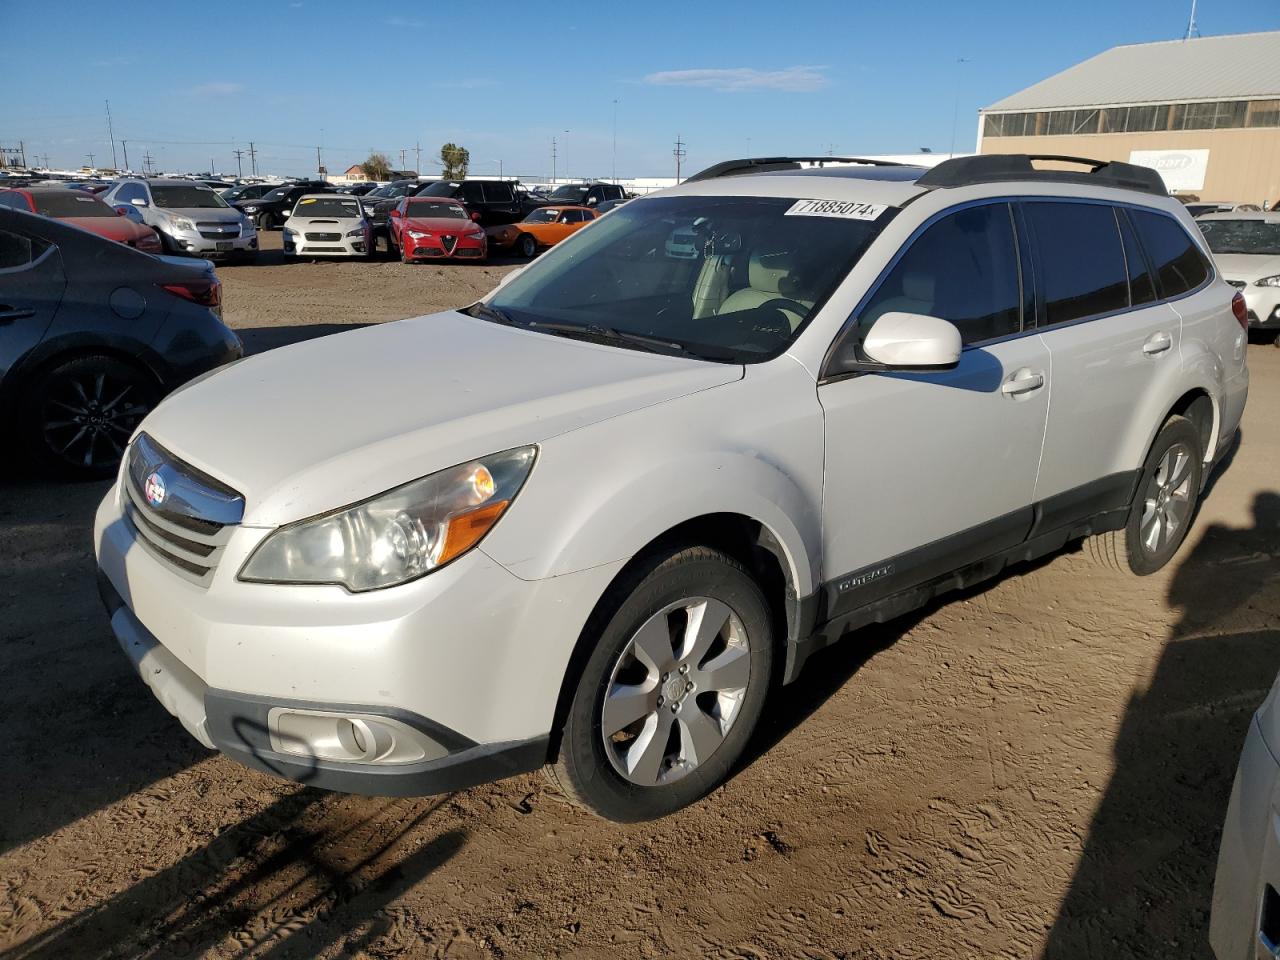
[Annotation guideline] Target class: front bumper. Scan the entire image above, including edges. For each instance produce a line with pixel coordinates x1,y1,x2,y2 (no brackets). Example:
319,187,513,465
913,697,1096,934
164,226,258,257
284,232,368,257
94,481,623,796
1211,715,1280,959
1226,280,1280,329
402,237,487,261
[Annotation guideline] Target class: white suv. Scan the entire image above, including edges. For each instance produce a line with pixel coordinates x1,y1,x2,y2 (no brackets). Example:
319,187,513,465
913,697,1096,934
95,154,1249,821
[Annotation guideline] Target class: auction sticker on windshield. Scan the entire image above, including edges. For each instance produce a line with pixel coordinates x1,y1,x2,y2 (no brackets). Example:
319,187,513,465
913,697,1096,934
785,199,887,220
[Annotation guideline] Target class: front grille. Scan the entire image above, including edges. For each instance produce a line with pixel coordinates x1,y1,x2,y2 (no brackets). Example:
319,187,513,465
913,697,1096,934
197,222,241,240
454,248,482,258
305,232,341,241
1227,279,1247,289
440,235,457,253
123,433,244,587
413,246,444,257
305,246,346,252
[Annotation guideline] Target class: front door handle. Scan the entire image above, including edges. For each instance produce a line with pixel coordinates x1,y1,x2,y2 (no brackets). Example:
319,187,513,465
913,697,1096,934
1001,368,1045,396
1143,331,1173,355
0,305,36,324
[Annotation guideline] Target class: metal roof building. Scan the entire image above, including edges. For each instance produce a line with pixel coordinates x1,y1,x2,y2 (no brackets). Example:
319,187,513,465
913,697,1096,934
977,31,1280,203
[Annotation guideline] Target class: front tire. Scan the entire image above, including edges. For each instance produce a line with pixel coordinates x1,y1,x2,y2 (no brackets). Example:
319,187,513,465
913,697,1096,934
1086,415,1202,575
546,546,773,821
518,233,538,258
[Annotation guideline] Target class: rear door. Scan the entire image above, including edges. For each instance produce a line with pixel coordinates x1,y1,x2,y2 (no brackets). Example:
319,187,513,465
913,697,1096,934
481,182,523,225
1024,200,1183,520
819,200,1050,615
0,219,66,382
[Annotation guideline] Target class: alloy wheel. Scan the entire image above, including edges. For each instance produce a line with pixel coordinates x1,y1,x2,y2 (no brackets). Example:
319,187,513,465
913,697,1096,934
601,597,751,786
41,368,150,469
1139,440,1195,556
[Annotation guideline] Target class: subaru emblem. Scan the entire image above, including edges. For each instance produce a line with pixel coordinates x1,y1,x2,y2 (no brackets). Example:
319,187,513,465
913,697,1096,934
144,471,167,507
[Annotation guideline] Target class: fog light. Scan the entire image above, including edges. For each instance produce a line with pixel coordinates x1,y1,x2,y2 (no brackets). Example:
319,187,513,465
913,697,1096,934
266,707,448,765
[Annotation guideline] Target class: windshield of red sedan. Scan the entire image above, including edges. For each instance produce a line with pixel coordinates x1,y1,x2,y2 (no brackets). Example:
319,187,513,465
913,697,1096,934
406,201,467,219
32,191,117,218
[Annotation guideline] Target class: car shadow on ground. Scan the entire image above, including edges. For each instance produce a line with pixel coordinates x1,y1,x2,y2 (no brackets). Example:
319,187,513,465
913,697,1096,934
1042,490,1280,958
0,790,466,959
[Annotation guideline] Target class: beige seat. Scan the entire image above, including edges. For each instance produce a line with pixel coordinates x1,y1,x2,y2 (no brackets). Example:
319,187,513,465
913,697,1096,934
716,248,813,330
861,271,936,326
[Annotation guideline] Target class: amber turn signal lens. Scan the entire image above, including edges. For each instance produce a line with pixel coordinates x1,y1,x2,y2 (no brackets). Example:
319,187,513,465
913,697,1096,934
438,500,510,565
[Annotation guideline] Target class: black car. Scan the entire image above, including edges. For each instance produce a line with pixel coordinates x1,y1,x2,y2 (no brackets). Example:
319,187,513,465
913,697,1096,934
416,179,544,227
234,181,334,230
336,182,378,196
544,181,629,208
220,183,277,205
0,207,242,478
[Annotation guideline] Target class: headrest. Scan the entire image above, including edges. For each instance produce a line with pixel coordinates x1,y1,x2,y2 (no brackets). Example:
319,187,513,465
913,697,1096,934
748,249,797,295
900,271,936,302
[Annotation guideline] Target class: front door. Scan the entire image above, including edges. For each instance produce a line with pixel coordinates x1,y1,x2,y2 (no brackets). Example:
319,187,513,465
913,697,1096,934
0,225,65,380
819,201,1049,617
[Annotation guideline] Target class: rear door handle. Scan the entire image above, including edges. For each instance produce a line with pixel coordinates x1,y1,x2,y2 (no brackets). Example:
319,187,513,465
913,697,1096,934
1001,368,1045,396
0,305,36,324
1143,331,1173,355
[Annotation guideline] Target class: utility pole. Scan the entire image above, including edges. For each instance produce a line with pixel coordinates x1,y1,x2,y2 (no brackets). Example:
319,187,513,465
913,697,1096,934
316,145,323,175
414,141,421,175
673,135,686,181
143,150,155,175
1185,0,1199,39
233,148,244,178
105,99,118,170
399,148,407,171
612,99,619,183
121,140,130,172
85,152,96,170
248,141,258,176
551,137,557,184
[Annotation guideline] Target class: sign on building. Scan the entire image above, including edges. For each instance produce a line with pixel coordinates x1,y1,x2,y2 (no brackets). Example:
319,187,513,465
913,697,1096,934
1128,149,1210,192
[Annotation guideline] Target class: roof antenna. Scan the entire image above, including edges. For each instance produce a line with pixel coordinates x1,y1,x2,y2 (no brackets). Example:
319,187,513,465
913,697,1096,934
1184,0,1199,40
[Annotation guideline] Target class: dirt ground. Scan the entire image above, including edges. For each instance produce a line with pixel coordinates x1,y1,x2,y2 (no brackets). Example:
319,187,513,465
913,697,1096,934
2,231,1279,959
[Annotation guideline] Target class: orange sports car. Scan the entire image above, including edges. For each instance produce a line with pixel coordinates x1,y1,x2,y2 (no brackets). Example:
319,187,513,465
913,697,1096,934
487,205,599,258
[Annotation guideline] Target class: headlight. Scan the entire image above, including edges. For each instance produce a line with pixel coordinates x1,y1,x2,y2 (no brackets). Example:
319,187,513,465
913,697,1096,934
243,205,259,213
407,230,432,239
239,446,536,591
168,215,196,232
283,228,298,238
241,215,256,233
345,227,365,238
468,229,486,240
1255,274,1280,287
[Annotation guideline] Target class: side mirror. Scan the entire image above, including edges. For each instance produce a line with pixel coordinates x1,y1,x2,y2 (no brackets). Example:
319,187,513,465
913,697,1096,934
389,208,401,218
115,206,127,217
470,211,482,222
132,198,148,207
860,312,962,368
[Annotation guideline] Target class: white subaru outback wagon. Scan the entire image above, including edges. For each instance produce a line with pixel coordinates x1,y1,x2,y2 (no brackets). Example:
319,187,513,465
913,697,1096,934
96,154,1249,821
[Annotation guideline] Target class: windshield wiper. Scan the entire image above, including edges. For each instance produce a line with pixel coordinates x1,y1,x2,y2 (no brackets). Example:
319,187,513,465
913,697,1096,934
527,320,702,358
464,301,523,327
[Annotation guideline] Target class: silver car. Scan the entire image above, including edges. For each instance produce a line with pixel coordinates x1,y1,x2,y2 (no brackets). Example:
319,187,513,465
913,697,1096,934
103,178,257,261
282,194,372,258
1198,212,1280,342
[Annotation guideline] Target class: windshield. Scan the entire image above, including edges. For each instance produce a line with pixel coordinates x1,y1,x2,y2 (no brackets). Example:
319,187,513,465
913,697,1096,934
422,181,463,197
293,196,362,218
524,208,562,224
406,200,467,219
33,191,116,218
483,195,895,363
549,184,589,202
152,185,228,209
1197,219,1280,255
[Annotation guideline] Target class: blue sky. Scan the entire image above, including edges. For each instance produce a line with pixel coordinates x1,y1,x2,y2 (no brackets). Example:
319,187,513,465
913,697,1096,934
3,0,1278,179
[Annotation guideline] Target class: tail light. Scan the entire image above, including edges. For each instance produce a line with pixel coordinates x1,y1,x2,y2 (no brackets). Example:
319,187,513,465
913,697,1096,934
160,279,221,309
1231,290,1249,331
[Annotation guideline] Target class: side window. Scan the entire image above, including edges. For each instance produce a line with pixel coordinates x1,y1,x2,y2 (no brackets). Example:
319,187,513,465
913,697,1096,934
460,182,485,204
114,183,140,204
861,203,1021,345
1118,209,1157,306
0,193,18,210
0,230,50,270
1129,209,1211,298
484,183,514,204
1025,201,1129,325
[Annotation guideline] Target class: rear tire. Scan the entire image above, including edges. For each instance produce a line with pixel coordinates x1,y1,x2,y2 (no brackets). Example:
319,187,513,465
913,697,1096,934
545,545,773,821
1086,415,1202,575
19,354,159,480
519,234,537,258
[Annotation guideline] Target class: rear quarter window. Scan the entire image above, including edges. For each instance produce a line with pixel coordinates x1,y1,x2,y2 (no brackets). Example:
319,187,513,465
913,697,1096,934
1129,209,1211,298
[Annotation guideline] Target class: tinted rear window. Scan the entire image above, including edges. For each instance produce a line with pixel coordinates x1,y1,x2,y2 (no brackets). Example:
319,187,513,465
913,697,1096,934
32,191,116,218
1130,209,1211,298
1026,201,1129,325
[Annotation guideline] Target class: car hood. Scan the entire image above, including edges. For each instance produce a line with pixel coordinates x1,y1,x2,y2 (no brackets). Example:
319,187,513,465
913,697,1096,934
288,215,363,227
61,216,151,243
1212,253,1280,281
159,206,243,222
141,311,741,526
402,216,477,232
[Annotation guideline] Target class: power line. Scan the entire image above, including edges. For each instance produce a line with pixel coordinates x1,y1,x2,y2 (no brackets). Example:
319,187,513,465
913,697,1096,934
233,148,244,178
673,135,686,181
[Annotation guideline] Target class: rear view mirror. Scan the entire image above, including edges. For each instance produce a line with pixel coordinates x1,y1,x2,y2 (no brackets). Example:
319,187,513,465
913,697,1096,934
860,312,962,368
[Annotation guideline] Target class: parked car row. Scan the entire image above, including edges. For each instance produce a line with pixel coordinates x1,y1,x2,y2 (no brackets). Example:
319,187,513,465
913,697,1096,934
1196,212,1280,344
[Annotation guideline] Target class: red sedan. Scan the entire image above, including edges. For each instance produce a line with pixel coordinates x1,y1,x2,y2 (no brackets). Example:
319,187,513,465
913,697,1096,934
0,187,162,253
387,197,487,263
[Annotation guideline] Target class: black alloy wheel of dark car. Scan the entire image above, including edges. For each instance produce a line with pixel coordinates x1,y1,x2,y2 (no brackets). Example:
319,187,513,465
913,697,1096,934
21,354,158,479
519,234,538,258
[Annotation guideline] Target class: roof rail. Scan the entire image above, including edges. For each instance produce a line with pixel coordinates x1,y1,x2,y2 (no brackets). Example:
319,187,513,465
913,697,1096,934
684,156,907,183
915,154,1167,197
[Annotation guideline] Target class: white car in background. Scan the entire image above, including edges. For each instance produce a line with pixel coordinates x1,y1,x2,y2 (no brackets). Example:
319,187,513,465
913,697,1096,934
282,194,372,258
96,154,1247,822
1198,212,1280,343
